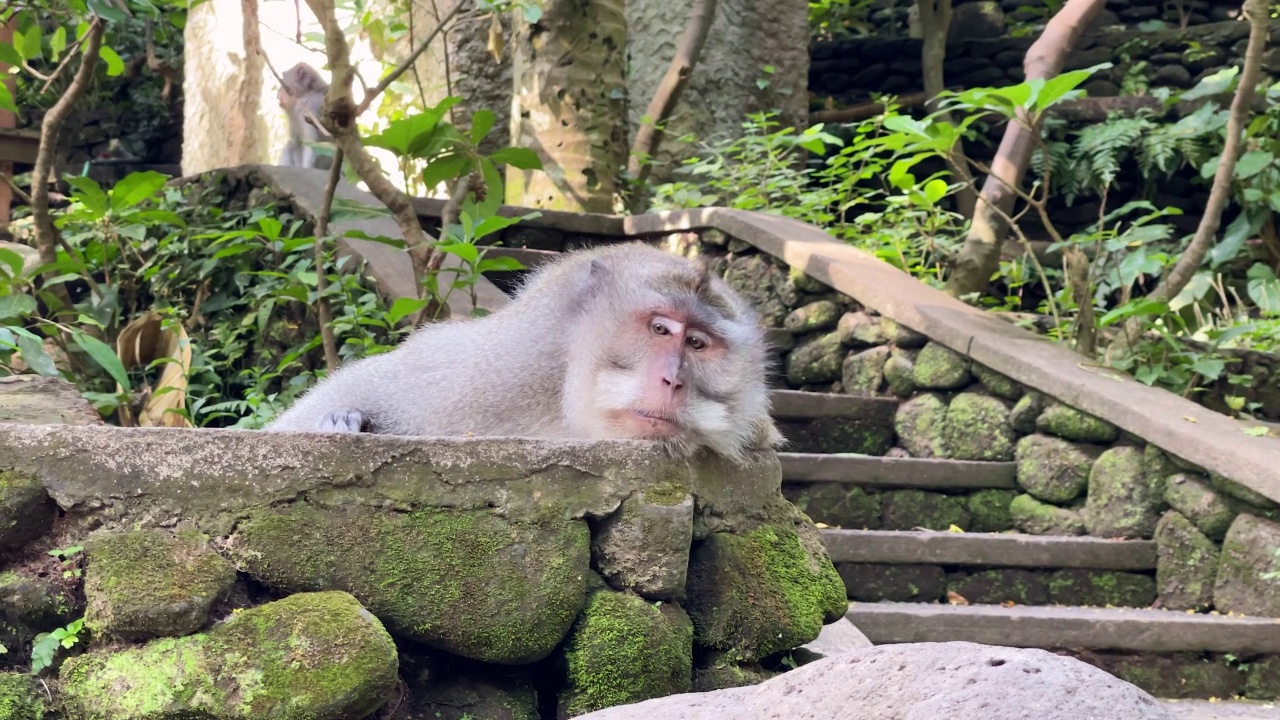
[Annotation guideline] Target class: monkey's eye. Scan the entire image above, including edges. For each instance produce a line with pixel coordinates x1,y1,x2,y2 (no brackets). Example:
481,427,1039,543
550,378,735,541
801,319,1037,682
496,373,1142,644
687,334,708,351
651,320,671,336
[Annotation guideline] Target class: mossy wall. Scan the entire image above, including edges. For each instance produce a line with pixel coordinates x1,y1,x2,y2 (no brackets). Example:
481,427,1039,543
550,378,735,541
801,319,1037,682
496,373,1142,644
0,420,846,720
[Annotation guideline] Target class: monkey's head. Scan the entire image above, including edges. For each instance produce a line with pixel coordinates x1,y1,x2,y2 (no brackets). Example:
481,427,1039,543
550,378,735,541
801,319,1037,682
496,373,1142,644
560,244,784,462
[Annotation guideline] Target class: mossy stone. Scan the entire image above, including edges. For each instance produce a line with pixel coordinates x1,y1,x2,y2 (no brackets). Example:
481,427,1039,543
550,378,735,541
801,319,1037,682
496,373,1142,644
966,489,1017,533
1036,404,1119,443
837,563,946,602
841,346,890,395
883,348,918,398
1015,434,1099,505
911,342,973,390
894,393,949,458
784,300,841,334
1108,655,1243,700
1045,569,1157,608
1164,473,1237,541
1085,446,1160,539
692,653,777,691
1009,494,1086,535
0,672,43,720
1009,391,1047,434
558,590,693,717
942,392,1016,461
235,504,591,664
837,312,889,346
0,471,54,551
783,483,882,529
84,529,236,640
948,569,1047,605
1153,510,1218,611
971,363,1023,400
59,591,398,720
881,489,971,531
1245,655,1280,700
785,332,846,385
685,522,846,662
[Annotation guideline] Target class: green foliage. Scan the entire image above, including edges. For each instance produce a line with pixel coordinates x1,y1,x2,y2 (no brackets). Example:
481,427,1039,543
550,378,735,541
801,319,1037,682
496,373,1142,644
31,616,84,674
48,545,85,579
808,0,877,40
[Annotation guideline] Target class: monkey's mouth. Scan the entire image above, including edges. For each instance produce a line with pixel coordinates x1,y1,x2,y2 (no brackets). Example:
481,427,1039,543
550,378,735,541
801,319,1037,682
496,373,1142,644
625,410,682,438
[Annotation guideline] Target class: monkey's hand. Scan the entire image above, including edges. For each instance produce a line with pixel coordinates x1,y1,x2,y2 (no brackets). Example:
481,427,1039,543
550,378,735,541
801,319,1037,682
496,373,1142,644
317,408,370,433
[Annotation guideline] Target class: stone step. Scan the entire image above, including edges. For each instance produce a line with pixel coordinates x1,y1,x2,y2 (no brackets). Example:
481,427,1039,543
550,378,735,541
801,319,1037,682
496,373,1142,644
845,601,1280,655
821,529,1156,570
768,389,898,419
781,452,1016,489
1162,699,1280,719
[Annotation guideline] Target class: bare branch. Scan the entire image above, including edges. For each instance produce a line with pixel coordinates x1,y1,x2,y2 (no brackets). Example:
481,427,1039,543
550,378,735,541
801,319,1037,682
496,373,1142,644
314,146,344,373
355,0,466,116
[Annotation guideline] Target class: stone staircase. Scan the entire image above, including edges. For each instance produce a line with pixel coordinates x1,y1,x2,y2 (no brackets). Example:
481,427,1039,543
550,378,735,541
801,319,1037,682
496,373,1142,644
771,388,1280,703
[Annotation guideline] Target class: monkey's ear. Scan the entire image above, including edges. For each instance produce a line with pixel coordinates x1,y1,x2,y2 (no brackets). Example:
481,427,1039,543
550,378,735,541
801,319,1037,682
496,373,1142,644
577,258,611,303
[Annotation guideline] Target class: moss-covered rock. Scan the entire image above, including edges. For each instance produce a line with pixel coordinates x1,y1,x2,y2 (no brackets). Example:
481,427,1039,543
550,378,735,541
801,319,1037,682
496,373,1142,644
774,416,895,456
911,342,973,390
966,489,1017,533
691,653,777,692
837,311,889,347
0,672,43,720
59,591,398,720
1245,655,1280,700
1104,654,1243,700
558,590,693,717
592,489,693,601
0,570,77,632
1213,513,1280,617
971,363,1023,401
0,471,54,551
837,563,946,602
1142,445,1177,511
784,300,841,334
235,504,591,664
883,348,918,398
1153,510,1218,611
1014,434,1099,505
1085,446,1160,539
787,266,831,295
402,662,537,720
948,569,1047,605
785,332,846,385
83,529,236,640
881,489,970,531
894,393,949,458
1009,494,1086,536
841,346,890,395
723,255,789,326
942,393,1016,462
1009,391,1047,434
1164,473,1237,540
1045,569,1156,608
1036,404,1119,443
1208,472,1279,513
685,520,846,662
783,483,881,529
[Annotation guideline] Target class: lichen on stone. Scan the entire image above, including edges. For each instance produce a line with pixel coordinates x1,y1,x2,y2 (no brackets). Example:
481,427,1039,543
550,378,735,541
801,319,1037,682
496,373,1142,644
911,342,973,390
1009,494,1086,536
0,672,43,720
941,393,1016,461
1035,403,1119,443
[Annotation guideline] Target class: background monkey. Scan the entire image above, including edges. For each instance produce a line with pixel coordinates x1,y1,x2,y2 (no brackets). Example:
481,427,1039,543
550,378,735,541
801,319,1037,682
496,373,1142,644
266,242,784,461
277,61,332,169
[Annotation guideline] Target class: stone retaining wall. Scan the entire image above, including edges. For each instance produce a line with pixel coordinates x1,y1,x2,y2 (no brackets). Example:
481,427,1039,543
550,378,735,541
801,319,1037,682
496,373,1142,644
0,378,846,719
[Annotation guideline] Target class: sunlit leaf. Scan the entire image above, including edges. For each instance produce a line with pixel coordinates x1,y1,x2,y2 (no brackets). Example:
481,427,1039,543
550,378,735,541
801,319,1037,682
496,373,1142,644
110,170,169,212
64,176,109,216
489,146,542,170
1234,150,1273,180
0,292,36,320
387,296,429,325
422,152,472,191
1247,263,1280,314
470,109,496,145
99,45,125,76
72,331,130,390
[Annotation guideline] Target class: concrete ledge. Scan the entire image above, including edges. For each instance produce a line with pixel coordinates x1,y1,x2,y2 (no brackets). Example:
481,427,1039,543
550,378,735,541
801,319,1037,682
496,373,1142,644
782,453,1016,489
822,529,1156,569
846,601,1280,654
768,390,899,419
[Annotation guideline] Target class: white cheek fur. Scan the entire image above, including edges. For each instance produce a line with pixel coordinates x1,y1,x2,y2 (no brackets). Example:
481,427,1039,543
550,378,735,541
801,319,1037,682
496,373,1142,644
593,369,645,411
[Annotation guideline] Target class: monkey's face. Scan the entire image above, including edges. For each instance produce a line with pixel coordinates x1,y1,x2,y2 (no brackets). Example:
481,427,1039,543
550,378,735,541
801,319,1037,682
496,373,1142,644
563,279,777,461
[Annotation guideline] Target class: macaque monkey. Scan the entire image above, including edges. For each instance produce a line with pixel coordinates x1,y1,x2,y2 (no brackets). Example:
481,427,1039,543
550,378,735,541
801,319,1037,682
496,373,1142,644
266,242,784,461
277,62,332,169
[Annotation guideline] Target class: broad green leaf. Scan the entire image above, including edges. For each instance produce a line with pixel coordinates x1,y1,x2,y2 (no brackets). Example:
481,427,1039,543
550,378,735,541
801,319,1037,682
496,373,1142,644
15,332,58,376
0,292,36,320
72,331,130,390
387,296,429,324
473,157,504,218
1210,211,1259,267
0,43,21,67
364,98,462,156
257,217,284,241
472,211,540,241
99,45,124,76
470,109,496,144
109,170,168,212
476,255,525,273
1247,263,1280,314
1169,270,1213,312
437,240,479,264
1034,64,1110,110
86,0,129,22
1234,150,1274,180
1182,66,1238,101
922,178,948,205
1189,356,1226,380
63,176,109,216
488,146,542,170
1098,298,1169,327
0,247,26,278
0,81,15,115
21,24,41,62
50,26,67,59
422,152,472,191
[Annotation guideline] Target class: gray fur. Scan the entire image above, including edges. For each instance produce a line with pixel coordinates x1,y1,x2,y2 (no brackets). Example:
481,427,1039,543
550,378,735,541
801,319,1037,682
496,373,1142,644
265,242,782,461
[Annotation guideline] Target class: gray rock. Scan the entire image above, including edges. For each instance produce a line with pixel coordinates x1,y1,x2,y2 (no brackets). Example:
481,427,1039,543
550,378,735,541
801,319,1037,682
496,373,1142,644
1010,494,1087,536
787,266,831,294
837,311,889,347
0,374,103,426
1010,391,1048,434
1213,513,1280,617
892,323,929,349
593,490,694,601
784,300,841,334
723,255,790,326
972,363,1023,400
786,332,846,385
1015,434,1099,504
792,618,872,665
1154,510,1218,611
894,393,949,458
884,348,918,398
575,642,1173,720
1086,446,1160,539
0,470,54,551
911,342,973,390
842,346,890,395
1036,404,1120,443
838,563,946,602
1164,473,1237,541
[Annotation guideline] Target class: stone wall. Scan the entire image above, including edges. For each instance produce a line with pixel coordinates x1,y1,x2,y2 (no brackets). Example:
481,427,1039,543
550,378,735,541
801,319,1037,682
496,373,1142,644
861,0,1245,39
658,228,1280,622
0,376,846,719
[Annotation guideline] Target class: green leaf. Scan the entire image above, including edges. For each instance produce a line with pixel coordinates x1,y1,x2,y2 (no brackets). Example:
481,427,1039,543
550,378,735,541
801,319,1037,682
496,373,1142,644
488,146,542,170
1098,298,1170,327
72,331,130,390
422,153,472,190
472,211,539,241
50,26,67,59
1234,150,1273,180
21,23,41,62
15,332,59,377
470,109,496,145
521,3,542,22
0,43,21,67
1033,64,1109,110
1189,356,1226,380
64,175,109,216
0,247,26,278
1247,262,1280,314
86,0,130,22
437,240,479,264
476,255,525,273
922,178,948,205
109,170,169,212
0,292,37,320
364,98,462,156
387,296,429,324
1182,66,1238,100
1211,211,1259,267
99,45,125,76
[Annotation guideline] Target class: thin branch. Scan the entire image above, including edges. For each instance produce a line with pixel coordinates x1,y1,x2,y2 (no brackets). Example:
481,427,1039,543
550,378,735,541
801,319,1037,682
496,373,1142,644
31,17,104,318
626,0,715,187
314,146,344,373
355,0,466,116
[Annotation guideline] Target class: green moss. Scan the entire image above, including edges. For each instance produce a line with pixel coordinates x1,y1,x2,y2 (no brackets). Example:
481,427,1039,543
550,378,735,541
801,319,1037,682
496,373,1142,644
236,504,591,664
1036,404,1119,443
1009,493,1086,535
881,489,971,531
0,470,53,550
644,480,690,507
911,342,973,390
783,483,882,529
1045,569,1157,608
0,672,43,720
59,591,397,720
686,524,846,662
560,590,693,717
966,489,1016,533
942,393,1015,461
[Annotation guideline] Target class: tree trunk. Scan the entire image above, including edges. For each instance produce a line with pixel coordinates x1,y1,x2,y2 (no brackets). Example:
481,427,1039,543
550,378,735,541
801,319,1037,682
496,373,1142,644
916,0,977,218
506,0,628,213
944,0,1105,299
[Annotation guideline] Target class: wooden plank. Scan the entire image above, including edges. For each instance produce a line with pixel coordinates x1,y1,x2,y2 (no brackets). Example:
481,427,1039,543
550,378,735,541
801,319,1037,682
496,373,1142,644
821,529,1156,569
781,453,1016,489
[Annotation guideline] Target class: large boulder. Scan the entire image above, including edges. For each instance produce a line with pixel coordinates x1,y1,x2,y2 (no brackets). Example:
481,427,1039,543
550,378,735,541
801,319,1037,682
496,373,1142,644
574,642,1173,720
